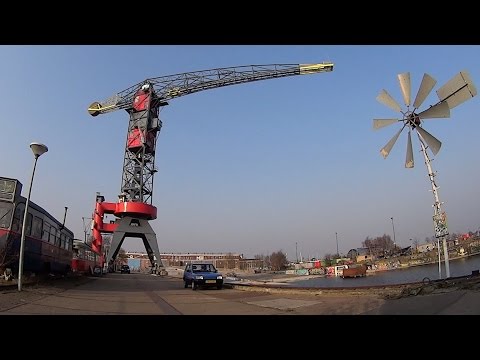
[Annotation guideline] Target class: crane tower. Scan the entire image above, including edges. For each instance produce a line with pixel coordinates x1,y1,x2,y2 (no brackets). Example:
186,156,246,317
87,62,334,272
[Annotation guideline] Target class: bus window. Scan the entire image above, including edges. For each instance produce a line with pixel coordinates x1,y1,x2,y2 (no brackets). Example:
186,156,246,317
0,202,12,229
25,213,33,236
43,222,51,241
50,227,57,244
12,203,24,233
32,216,43,238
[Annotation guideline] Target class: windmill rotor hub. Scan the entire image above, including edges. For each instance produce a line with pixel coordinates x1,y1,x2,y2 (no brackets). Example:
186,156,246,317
406,112,421,128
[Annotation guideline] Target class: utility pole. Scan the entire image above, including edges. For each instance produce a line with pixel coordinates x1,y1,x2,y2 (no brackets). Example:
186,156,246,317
82,216,92,243
295,242,298,263
391,217,396,250
336,232,339,256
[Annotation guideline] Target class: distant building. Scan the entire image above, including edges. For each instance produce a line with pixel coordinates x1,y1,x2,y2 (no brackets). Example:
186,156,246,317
347,248,370,260
124,252,263,271
416,243,436,253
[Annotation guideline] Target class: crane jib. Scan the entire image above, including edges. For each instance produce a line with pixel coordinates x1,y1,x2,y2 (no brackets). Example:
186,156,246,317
88,62,334,116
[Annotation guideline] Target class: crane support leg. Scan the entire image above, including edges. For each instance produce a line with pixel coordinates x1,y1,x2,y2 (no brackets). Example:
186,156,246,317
106,216,163,273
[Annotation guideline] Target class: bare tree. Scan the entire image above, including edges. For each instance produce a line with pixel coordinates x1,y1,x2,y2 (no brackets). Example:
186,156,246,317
413,238,420,248
362,234,394,257
254,254,267,269
264,255,271,269
269,250,287,271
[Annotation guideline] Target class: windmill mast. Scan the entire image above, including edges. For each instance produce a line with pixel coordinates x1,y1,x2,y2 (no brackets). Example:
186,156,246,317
418,135,449,278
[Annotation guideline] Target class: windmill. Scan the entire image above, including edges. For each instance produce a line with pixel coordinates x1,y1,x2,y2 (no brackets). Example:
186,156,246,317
373,71,477,279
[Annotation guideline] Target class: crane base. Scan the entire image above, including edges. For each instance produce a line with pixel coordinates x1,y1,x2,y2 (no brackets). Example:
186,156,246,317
105,216,162,273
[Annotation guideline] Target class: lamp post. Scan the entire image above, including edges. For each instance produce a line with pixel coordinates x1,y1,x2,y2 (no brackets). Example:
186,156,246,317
390,217,396,252
82,216,92,244
18,142,48,291
335,232,339,256
295,242,298,263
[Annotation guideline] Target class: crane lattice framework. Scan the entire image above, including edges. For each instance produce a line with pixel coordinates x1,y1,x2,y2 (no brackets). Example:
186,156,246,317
87,63,334,272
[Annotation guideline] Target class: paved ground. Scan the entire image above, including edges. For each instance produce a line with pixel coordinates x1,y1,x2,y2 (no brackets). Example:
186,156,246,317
1,270,479,315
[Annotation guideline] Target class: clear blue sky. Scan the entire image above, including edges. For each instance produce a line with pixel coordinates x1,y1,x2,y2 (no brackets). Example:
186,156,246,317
1,45,479,260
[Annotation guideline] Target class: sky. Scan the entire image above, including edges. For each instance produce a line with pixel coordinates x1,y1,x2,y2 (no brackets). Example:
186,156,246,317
0,45,479,260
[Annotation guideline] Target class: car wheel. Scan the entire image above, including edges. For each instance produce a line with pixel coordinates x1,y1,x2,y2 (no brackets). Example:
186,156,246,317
192,281,197,290
217,284,223,290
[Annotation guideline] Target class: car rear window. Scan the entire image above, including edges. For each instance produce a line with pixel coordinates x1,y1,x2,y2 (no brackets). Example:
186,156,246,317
192,264,215,272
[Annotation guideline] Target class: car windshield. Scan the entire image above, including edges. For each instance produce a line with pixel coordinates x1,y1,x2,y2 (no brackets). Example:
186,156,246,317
192,264,215,273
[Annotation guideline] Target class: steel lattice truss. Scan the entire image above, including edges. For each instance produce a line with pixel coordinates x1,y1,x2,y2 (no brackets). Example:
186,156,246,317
119,105,161,203
90,63,334,115
121,141,158,204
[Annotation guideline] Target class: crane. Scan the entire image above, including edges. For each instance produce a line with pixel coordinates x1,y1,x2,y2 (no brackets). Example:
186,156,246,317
88,62,334,272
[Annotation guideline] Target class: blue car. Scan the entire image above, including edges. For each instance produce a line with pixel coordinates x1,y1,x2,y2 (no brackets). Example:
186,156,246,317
183,262,223,290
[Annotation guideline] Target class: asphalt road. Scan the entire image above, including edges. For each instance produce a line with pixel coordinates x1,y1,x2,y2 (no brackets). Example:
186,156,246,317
1,272,479,315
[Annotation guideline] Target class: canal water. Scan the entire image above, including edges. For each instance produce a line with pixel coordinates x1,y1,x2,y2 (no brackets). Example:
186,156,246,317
288,254,480,288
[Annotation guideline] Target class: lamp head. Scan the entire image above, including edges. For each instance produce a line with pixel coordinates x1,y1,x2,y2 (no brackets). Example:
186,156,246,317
30,142,48,158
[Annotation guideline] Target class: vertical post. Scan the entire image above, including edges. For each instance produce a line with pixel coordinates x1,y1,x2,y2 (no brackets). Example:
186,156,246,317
61,206,68,229
391,217,396,251
437,238,442,278
295,242,298,263
18,156,39,291
82,217,88,243
335,232,339,256
18,143,48,291
442,236,450,278
418,138,449,279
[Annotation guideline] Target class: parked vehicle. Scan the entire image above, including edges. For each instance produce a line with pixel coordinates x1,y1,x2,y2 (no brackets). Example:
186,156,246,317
71,239,102,275
0,176,74,276
342,264,367,278
183,262,223,290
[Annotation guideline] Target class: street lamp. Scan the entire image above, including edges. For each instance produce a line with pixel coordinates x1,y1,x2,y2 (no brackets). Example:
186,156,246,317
390,217,396,251
82,216,92,244
18,142,48,291
295,242,298,263
335,232,339,256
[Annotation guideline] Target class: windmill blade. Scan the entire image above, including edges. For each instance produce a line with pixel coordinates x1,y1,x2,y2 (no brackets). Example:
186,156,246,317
437,70,478,109
398,72,411,107
376,89,402,113
418,101,450,119
405,130,414,168
373,119,398,130
413,73,437,109
416,126,442,155
380,125,405,159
